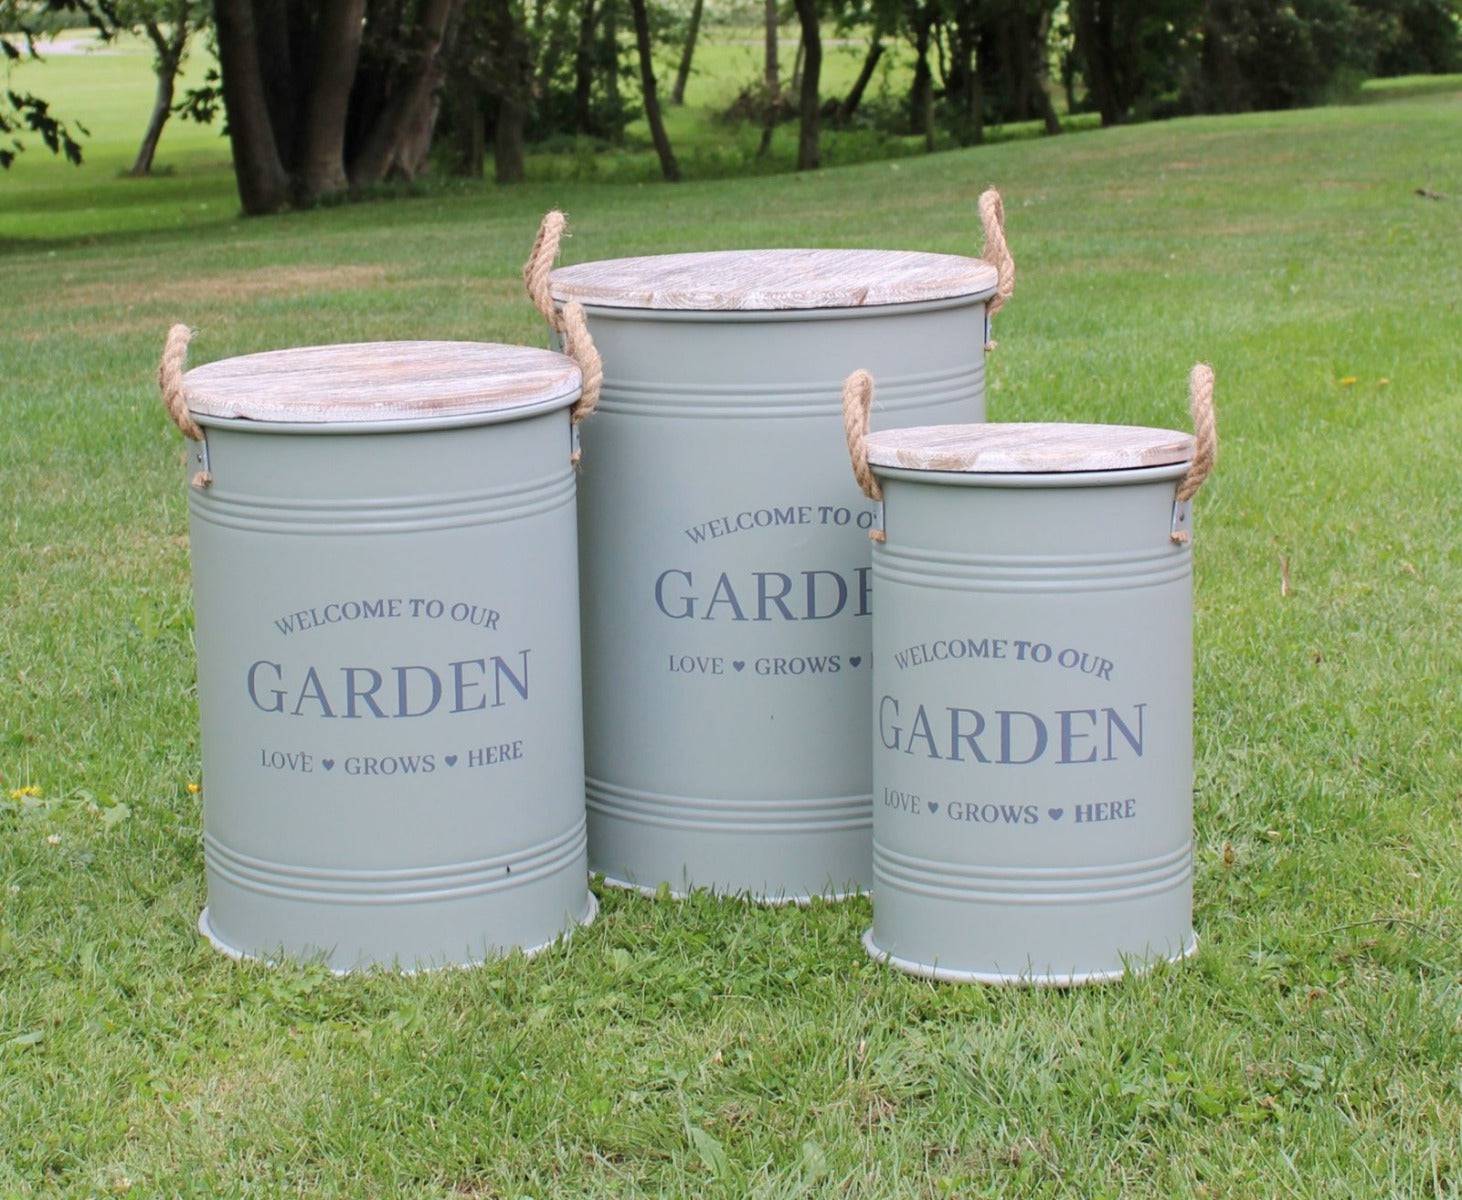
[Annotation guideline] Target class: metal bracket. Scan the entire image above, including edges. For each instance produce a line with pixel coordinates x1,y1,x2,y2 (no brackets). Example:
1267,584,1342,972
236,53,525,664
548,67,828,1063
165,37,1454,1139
869,500,887,544
190,433,213,489
1169,497,1192,544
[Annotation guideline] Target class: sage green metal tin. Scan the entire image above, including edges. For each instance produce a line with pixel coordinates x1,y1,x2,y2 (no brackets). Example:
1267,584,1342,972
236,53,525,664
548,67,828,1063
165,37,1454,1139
179,341,595,972
550,254,1000,901
864,432,1200,984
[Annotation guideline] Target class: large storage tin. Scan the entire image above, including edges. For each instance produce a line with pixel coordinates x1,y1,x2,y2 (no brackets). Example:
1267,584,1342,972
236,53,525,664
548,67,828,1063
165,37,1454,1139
527,211,1014,902
160,333,597,971
846,368,1216,983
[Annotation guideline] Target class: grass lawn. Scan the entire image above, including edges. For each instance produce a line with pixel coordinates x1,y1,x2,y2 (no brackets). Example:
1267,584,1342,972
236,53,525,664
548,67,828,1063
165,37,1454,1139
1,39,1459,1198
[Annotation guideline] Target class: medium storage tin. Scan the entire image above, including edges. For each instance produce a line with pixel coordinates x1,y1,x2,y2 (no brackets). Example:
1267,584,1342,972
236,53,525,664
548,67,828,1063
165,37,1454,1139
844,366,1217,983
159,331,598,971
524,200,1015,901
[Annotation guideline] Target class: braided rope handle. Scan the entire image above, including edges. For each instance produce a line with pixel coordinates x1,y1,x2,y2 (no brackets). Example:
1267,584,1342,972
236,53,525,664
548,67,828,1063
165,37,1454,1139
159,324,202,440
1177,363,1217,502
523,209,567,332
158,324,213,488
1171,363,1217,542
560,301,602,429
842,369,888,543
522,210,604,463
978,187,1015,322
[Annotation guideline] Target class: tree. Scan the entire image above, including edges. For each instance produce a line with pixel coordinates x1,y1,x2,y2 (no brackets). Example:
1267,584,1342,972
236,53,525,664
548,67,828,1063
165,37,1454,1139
627,0,679,179
974,0,1061,132
441,0,533,180
1191,0,1374,112
755,0,781,156
1,0,114,170
210,0,467,215
833,29,884,125
904,0,937,149
669,0,703,104
943,0,985,143
791,0,820,168
1069,0,1194,125
116,0,207,176
572,0,599,131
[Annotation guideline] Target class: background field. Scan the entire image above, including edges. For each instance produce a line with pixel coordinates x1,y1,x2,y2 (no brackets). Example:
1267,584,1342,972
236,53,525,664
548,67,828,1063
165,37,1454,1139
1,37,1459,1200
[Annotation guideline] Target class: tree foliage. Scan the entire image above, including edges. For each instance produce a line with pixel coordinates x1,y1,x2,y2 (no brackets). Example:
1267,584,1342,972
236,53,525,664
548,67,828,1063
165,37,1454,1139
1,0,114,169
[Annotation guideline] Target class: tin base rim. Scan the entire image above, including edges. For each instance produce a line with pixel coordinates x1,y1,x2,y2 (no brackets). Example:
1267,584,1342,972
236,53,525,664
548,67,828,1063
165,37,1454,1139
197,893,599,976
862,927,1198,987
598,872,863,907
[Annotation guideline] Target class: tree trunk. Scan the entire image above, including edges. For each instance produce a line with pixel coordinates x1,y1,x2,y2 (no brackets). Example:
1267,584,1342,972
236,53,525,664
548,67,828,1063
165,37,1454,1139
348,0,463,186
455,90,485,177
298,0,365,202
494,97,526,181
835,35,883,125
907,3,935,149
129,19,185,178
573,0,599,133
764,0,780,98
670,0,703,104
393,91,441,178
489,0,531,179
791,0,820,170
214,0,291,215
628,0,680,180
790,32,804,94
252,0,299,168
602,0,621,118
945,0,981,143
1070,0,1124,125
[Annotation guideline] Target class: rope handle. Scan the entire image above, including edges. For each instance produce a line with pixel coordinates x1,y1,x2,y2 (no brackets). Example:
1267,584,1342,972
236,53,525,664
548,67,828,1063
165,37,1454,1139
523,210,603,463
1171,363,1217,543
158,323,213,488
523,209,567,332
978,187,1015,326
159,324,202,440
841,369,887,543
1177,363,1217,502
561,301,602,430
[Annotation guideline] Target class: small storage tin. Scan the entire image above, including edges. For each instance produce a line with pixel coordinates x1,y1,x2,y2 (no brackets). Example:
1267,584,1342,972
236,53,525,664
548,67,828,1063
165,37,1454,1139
844,366,1217,983
159,331,599,971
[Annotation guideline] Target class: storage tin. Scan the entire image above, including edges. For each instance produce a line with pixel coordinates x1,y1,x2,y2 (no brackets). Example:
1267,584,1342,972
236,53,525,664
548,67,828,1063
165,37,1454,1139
159,331,598,971
843,366,1216,983
524,200,1015,901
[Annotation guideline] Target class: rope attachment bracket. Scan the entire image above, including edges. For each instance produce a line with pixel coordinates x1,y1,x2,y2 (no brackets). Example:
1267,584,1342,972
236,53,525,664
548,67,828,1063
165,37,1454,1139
1169,497,1192,545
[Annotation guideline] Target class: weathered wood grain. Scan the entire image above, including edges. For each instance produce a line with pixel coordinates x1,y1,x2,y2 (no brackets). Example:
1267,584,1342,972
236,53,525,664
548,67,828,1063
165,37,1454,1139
184,341,581,423
866,423,1195,474
550,249,999,311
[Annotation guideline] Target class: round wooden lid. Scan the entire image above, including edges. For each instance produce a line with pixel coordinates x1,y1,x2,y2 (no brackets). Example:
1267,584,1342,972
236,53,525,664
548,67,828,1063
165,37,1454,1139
183,341,581,424
866,423,1195,474
550,249,999,311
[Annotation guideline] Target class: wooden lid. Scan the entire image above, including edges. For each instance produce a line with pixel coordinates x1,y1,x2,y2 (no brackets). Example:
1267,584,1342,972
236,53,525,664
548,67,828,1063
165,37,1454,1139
866,423,1195,474
183,341,581,424
550,249,999,311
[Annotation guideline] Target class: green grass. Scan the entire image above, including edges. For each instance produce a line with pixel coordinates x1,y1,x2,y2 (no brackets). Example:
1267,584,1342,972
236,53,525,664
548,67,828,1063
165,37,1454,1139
1,44,1460,1200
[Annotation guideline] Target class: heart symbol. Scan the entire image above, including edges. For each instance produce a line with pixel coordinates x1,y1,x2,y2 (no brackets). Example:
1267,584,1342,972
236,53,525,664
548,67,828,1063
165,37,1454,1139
849,656,862,668
445,755,458,767
732,660,746,672
321,758,335,771
1047,808,1064,821
926,801,939,814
